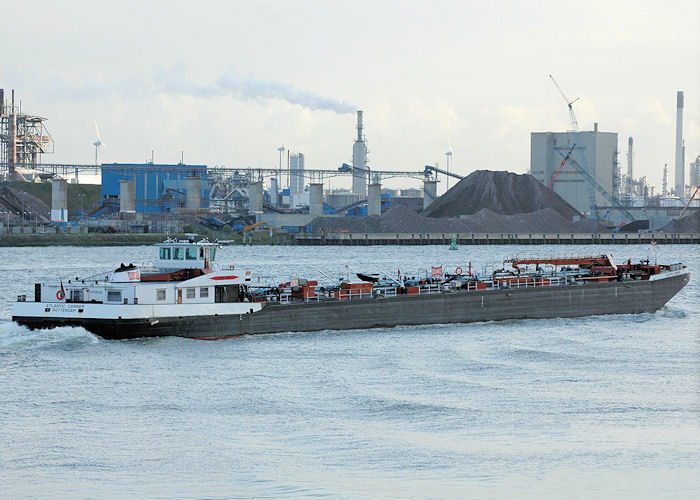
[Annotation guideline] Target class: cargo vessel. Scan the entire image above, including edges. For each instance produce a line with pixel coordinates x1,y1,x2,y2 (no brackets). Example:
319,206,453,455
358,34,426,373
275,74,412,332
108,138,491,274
12,238,690,340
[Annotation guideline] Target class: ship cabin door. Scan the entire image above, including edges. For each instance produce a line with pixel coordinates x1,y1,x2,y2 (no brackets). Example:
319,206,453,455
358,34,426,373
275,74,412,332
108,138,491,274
177,289,183,304
215,284,241,303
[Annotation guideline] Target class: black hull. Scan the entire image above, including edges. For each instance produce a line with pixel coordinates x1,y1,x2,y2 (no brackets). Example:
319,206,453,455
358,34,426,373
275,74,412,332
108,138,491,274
13,272,689,340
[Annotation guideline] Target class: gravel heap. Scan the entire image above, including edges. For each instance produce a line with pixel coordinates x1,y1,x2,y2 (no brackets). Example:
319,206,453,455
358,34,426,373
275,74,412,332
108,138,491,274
0,184,51,221
309,204,607,234
423,170,581,220
658,210,700,233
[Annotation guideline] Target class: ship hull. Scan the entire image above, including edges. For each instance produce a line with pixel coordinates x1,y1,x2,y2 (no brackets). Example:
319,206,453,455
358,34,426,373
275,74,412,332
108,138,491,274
12,270,690,340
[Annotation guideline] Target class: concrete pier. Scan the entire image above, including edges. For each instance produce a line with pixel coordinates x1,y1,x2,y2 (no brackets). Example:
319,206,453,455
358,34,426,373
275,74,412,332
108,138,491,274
368,183,381,216
119,180,136,213
51,178,68,222
423,180,438,210
248,181,263,213
309,183,324,215
293,231,700,245
185,176,201,209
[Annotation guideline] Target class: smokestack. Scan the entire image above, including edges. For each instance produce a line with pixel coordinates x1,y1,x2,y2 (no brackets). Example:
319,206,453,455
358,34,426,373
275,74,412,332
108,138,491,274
675,91,684,195
627,137,633,179
357,110,363,141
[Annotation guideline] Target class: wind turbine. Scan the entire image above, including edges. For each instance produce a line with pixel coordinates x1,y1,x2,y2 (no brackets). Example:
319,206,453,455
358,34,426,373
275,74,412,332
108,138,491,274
93,121,107,165
445,139,453,191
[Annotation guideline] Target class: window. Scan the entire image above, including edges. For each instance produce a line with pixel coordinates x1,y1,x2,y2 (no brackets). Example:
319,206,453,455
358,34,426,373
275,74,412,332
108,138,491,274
70,289,84,302
173,248,184,260
159,247,171,260
186,247,197,260
199,247,204,259
186,288,196,299
107,290,122,302
156,289,166,301
200,287,209,298
209,247,216,261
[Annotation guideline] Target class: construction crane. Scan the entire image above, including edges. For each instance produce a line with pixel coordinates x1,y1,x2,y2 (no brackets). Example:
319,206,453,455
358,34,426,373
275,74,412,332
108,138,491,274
553,148,636,222
547,143,576,188
549,74,599,219
679,185,699,218
549,74,580,132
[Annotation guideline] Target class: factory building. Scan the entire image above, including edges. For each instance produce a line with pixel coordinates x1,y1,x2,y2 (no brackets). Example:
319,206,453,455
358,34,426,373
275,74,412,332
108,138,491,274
530,126,618,215
101,163,208,213
691,156,700,189
289,153,305,194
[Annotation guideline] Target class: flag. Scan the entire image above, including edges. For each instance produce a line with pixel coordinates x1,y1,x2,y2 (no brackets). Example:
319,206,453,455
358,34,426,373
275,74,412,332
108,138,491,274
431,265,443,277
650,241,657,250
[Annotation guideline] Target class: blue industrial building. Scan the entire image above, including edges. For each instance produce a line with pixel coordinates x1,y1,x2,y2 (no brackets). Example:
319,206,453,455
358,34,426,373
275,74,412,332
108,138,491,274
101,163,209,213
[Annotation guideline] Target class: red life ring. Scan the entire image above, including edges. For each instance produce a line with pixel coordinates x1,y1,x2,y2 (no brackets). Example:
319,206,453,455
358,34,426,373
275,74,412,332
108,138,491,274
455,267,463,276
56,290,65,300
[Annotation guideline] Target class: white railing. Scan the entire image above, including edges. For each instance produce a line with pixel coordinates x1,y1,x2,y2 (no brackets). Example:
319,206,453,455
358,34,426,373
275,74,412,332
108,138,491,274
261,274,570,304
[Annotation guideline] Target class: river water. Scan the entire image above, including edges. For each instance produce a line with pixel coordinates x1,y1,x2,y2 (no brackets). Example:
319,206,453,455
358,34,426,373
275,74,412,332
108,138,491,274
1,244,698,498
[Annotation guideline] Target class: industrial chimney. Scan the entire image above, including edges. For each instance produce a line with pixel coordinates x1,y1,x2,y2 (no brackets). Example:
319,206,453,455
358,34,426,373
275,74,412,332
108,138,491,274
674,91,684,196
627,137,633,179
352,110,368,196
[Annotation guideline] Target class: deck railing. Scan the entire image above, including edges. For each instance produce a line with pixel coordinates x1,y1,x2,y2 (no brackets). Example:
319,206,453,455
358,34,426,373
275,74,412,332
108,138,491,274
262,274,570,304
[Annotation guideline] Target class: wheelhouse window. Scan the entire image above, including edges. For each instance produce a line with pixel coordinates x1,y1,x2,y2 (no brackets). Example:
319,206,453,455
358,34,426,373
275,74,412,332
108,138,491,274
107,290,122,302
186,247,198,260
159,247,171,260
156,289,166,301
173,248,184,260
200,287,209,298
209,247,216,261
186,288,196,299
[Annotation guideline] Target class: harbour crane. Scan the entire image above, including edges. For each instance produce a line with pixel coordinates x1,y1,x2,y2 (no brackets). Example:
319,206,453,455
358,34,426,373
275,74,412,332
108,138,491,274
549,74,599,219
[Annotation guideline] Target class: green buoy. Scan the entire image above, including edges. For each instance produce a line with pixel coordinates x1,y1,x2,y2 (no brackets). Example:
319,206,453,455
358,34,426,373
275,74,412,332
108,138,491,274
449,235,458,250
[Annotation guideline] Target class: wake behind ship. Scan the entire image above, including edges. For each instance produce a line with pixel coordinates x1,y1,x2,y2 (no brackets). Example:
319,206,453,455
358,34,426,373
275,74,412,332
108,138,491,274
12,238,690,340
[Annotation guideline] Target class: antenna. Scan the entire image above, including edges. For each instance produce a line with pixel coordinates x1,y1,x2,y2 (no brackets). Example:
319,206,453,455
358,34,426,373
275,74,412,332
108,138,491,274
93,120,106,165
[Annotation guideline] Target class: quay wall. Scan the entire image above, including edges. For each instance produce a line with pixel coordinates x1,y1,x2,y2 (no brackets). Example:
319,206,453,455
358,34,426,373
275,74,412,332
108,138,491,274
295,232,700,245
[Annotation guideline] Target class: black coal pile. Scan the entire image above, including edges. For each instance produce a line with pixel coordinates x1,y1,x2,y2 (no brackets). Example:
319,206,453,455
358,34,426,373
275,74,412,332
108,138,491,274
618,219,650,233
423,170,581,220
658,210,700,233
308,204,605,234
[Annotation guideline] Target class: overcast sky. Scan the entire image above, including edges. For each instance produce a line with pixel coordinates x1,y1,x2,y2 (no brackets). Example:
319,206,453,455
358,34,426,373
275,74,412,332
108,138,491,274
1,0,698,192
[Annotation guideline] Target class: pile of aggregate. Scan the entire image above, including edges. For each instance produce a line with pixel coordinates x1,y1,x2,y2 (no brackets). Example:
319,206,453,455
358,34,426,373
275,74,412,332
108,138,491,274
0,185,51,221
618,219,650,233
309,204,605,234
423,170,581,220
658,210,700,233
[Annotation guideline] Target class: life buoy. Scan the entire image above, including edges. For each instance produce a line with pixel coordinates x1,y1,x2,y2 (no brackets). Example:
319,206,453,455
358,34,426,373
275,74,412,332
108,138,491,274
56,290,65,300
455,267,463,276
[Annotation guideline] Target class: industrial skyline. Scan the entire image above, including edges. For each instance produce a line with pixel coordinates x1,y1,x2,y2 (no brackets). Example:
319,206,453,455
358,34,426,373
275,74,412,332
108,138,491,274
0,0,698,191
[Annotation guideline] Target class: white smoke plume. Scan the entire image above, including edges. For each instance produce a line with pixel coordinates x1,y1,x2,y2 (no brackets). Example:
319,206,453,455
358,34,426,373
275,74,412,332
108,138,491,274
29,66,356,115
155,66,355,114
